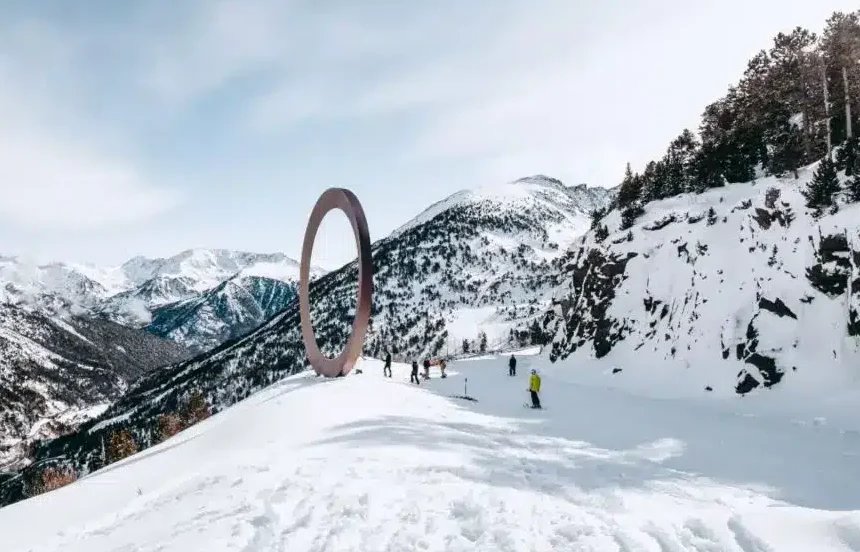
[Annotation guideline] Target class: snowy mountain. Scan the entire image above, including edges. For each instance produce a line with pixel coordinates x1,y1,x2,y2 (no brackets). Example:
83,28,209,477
2,353,858,550
144,273,299,353
0,176,611,499
0,257,109,315
0,303,190,471
93,249,321,329
535,160,860,397
0,249,321,352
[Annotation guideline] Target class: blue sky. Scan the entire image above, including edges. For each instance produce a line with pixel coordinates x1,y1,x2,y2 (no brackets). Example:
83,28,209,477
0,0,855,270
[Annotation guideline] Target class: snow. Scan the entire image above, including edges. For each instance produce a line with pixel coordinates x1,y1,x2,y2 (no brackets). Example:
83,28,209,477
3,351,858,551
545,163,860,398
236,259,324,282
391,175,608,242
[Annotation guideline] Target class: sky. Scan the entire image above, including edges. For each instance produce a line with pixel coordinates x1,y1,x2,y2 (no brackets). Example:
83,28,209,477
0,0,856,271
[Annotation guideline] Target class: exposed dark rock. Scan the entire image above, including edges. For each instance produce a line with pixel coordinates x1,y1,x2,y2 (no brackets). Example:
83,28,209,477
758,297,797,319
806,232,851,296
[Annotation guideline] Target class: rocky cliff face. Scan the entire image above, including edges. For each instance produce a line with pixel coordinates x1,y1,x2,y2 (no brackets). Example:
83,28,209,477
538,163,860,396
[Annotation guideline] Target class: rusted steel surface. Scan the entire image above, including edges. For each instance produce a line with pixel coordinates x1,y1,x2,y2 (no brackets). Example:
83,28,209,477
299,188,373,377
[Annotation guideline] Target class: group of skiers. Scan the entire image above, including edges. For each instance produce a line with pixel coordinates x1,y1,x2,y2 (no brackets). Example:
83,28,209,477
381,351,541,409
383,352,448,384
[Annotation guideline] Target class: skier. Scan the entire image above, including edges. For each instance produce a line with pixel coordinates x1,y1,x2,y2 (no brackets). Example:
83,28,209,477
508,354,517,376
528,369,541,408
383,351,392,378
423,358,431,380
410,360,420,384
440,359,447,378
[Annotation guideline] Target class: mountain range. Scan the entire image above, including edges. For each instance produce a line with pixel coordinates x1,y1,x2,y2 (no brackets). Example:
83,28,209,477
0,248,328,470
0,176,613,496
0,249,325,351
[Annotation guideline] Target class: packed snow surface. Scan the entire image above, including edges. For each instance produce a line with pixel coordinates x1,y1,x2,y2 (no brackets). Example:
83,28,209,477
2,350,859,551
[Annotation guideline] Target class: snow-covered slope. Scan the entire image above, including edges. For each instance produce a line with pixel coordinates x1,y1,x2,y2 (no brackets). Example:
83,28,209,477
2,352,858,551
536,161,860,397
376,175,612,351
144,274,298,353
3,176,611,490
0,304,190,471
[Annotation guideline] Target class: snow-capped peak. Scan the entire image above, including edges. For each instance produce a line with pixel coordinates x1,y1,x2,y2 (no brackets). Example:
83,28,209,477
391,175,613,240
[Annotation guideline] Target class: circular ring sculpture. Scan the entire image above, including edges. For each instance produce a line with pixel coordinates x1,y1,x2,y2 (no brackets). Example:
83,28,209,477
299,188,373,377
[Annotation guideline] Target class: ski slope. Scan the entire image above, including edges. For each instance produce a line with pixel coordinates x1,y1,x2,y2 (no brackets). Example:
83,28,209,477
1,350,859,551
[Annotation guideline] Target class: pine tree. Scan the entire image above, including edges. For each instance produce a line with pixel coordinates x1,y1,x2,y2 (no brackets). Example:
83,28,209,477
589,206,607,230
820,12,860,145
594,224,609,242
478,331,487,353
837,136,859,174
802,155,840,213
616,163,641,209
620,202,645,230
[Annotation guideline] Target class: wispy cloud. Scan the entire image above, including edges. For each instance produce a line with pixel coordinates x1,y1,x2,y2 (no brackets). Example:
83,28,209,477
238,0,860,187
140,0,295,105
0,18,180,230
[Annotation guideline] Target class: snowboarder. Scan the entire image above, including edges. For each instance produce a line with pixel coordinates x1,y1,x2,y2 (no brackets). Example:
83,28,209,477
383,352,392,378
410,361,420,384
509,354,517,376
440,359,447,378
423,358,431,380
528,369,541,408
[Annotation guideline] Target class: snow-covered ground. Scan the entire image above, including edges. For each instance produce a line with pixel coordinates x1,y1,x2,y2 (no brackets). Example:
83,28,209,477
2,350,859,551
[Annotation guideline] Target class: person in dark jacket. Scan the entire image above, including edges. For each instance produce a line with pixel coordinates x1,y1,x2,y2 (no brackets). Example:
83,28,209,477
422,358,431,379
410,361,420,384
509,354,517,376
383,352,392,378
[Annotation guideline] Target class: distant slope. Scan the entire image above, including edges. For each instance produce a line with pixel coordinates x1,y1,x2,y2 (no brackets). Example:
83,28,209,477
145,274,298,353
0,304,190,470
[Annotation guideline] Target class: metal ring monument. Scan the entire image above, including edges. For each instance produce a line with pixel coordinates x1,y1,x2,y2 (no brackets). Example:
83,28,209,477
299,188,373,377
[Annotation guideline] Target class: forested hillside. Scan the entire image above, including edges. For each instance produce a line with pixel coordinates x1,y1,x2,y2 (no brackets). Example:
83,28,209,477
596,11,860,232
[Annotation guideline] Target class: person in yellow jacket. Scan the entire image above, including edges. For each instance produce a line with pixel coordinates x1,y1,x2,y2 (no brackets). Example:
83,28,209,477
528,369,542,409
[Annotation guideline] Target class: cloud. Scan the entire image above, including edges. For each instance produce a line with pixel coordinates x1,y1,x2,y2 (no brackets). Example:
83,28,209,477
240,0,860,188
0,19,180,230
237,1,688,186
140,0,296,105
